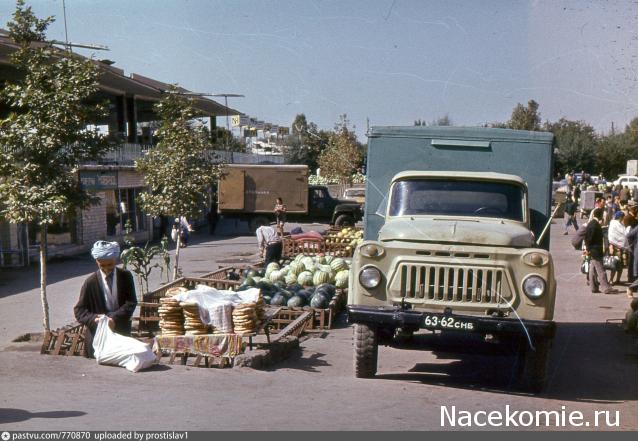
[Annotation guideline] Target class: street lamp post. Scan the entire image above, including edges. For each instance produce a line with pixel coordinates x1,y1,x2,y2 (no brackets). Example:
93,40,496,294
212,93,244,149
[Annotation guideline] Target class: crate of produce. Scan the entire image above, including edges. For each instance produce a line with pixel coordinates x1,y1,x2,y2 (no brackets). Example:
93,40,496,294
265,288,346,331
135,277,242,337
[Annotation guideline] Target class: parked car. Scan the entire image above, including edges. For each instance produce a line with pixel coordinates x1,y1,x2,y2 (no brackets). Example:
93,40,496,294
342,187,365,204
612,175,638,190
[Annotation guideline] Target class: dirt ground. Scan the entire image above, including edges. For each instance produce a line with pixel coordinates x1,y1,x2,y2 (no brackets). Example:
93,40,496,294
1,222,637,430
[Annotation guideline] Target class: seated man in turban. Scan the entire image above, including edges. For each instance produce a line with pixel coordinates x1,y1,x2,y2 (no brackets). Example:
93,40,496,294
74,241,137,357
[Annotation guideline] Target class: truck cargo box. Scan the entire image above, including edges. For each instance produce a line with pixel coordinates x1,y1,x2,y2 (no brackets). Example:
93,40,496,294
218,164,308,214
364,126,554,249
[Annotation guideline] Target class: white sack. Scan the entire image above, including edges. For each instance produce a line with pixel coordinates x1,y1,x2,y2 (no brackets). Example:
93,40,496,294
93,316,157,372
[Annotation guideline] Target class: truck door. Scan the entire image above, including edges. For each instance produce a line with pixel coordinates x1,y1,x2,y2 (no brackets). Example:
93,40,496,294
219,168,245,210
309,187,331,220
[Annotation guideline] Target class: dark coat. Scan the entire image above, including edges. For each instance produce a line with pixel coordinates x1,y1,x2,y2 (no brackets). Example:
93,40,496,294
74,267,137,357
584,219,605,259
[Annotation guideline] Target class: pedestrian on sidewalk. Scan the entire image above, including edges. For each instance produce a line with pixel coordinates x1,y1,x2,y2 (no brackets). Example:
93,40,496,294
564,194,579,235
584,208,617,294
73,241,137,358
608,211,628,284
274,197,287,237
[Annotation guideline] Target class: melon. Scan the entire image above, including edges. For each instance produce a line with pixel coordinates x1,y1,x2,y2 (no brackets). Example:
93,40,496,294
269,270,285,283
310,293,329,309
289,261,305,275
330,258,348,273
297,271,314,286
287,295,306,308
285,272,298,285
335,270,349,289
270,293,287,306
324,255,334,265
313,270,331,286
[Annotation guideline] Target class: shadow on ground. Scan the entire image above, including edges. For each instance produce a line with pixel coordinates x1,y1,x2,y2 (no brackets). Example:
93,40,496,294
0,408,86,424
374,322,638,403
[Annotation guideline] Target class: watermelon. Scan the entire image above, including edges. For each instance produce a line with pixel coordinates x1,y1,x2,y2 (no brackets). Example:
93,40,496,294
286,283,303,292
285,272,297,285
246,269,260,279
315,255,326,265
313,270,331,286
287,295,306,308
315,283,336,298
269,270,285,283
297,271,314,286
330,258,348,273
310,293,329,309
289,261,305,275
270,293,287,306
324,255,334,265
302,256,315,270
335,270,349,289
252,276,262,284
236,284,253,292
273,281,286,289
242,276,256,287
279,289,294,300
296,289,314,301
263,295,272,304
266,262,280,273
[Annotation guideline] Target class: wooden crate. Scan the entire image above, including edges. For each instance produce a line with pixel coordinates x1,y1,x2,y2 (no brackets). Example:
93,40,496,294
200,265,261,281
134,277,242,337
41,323,87,356
282,237,353,258
266,289,346,331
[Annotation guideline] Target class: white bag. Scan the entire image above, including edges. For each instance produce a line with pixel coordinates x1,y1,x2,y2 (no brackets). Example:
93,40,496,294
93,316,157,372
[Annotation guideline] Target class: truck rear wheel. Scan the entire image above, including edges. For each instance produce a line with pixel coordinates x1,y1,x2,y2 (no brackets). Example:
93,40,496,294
249,216,270,233
335,214,355,228
517,338,551,393
354,323,378,378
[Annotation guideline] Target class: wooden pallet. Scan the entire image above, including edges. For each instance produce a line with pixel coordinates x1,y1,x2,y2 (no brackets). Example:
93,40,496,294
41,323,87,356
134,277,242,337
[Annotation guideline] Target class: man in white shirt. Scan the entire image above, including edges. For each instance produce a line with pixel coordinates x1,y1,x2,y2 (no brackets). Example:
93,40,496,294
256,224,282,265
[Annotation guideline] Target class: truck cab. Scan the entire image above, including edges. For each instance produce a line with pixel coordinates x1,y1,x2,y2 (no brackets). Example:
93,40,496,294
348,126,556,392
306,185,363,226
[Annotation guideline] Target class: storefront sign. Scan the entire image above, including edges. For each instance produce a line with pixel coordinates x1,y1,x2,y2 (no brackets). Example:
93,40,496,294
80,171,118,190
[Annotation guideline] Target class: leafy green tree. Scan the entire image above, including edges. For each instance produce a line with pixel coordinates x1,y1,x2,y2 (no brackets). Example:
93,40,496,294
596,133,637,179
135,88,222,280
546,118,597,174
508,100,541,131
212,126,246,153
625,117,638,146
414,114,452,126
0,1,109,331
318,114,363,193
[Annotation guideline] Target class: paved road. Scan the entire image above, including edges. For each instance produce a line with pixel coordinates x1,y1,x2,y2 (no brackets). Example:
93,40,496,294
1,224,637,430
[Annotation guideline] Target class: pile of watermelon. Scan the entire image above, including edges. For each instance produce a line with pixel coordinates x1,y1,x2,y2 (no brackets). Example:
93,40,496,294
234,255,351,309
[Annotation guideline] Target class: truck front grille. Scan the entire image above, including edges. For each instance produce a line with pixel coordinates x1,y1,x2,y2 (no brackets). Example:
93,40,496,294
398,263,507,304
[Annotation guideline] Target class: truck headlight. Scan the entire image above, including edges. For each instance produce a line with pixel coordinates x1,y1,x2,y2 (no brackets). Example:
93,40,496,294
359,266,382,289
522,275,546,299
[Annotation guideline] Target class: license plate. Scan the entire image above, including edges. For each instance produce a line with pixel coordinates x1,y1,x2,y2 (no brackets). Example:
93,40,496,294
423,314,476,331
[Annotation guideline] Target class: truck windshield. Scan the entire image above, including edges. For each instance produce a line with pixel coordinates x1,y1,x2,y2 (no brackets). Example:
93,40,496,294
388,179,525,221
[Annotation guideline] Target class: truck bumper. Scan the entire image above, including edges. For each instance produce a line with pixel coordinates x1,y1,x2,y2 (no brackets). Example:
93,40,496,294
347,305,556,339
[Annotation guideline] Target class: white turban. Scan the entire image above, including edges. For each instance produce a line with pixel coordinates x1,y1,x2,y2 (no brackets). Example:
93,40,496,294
91,241,120,260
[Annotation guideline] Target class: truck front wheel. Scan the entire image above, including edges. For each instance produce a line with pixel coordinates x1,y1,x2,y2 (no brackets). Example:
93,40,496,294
517,338,551,393
354,323,378,378
335,214,355,228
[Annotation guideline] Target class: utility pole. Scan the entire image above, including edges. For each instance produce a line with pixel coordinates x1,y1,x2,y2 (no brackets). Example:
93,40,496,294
212,93,244,150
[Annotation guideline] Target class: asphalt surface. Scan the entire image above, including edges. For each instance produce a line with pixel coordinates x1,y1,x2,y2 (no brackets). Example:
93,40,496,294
1,220,637,430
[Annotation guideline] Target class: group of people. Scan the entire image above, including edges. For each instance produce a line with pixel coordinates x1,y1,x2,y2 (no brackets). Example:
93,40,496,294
564,181,638,296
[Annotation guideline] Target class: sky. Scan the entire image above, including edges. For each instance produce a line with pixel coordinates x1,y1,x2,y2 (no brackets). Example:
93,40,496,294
1,0,638,141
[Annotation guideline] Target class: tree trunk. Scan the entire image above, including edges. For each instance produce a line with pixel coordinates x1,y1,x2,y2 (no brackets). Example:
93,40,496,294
172,234,181,281
40,225,50,332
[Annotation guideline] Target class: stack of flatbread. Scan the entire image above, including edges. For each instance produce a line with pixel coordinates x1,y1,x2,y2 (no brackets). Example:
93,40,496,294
232,303,257,334
158,297,184,336
255,295,266,325
181,302,211,335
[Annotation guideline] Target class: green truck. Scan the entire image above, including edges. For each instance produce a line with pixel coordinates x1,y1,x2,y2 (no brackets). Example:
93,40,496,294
347,126,556,392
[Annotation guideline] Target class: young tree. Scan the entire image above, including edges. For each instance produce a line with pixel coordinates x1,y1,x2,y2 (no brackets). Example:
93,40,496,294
284,113,328,170
0,1,108,331
318,114,363,195
508,100,542,131
135,88,222,280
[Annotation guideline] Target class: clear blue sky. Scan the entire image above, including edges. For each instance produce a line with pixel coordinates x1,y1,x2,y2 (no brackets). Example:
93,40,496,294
2,0,637,140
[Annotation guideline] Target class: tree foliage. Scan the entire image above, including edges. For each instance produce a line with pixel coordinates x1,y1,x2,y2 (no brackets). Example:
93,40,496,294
135,88,222,279
414,114,452,126
318,114,363,187
547,118,597,174
507,100,541,131
284,113,329,170
0,1,110,331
